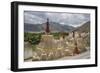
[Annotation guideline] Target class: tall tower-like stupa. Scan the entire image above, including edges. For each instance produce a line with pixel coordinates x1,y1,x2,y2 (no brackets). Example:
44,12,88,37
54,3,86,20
45,18,50,34
37,18,55,49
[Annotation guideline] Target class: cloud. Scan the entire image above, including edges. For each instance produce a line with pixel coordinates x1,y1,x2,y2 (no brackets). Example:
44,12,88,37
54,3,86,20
24,11,45,24
24,11,90,27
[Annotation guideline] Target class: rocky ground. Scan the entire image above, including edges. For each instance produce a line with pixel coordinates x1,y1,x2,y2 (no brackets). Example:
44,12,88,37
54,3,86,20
24,49,90,62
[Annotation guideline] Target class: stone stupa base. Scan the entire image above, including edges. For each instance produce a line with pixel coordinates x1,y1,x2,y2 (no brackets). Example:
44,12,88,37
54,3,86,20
37,34,56,49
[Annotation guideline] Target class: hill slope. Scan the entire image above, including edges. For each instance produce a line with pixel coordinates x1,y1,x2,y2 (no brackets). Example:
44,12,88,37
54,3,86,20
74,21,90,33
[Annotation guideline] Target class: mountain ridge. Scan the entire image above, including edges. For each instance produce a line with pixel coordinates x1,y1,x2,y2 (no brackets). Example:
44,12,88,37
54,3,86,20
74,21,90,33
24,22,75,32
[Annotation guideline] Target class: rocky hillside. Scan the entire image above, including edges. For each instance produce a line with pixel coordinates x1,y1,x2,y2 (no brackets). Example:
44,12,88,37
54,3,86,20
74,21,90,33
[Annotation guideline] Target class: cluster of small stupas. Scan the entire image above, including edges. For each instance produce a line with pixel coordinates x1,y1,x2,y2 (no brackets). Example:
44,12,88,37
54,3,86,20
31,18,85,61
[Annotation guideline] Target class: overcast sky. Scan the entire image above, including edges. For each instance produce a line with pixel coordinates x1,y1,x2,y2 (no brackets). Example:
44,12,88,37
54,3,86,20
24,11,90,27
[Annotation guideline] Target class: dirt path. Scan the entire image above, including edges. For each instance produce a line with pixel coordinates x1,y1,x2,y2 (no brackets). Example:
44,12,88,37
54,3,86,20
57,50,90,60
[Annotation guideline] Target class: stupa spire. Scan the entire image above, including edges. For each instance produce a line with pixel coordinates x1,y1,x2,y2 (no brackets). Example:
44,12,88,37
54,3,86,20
45,18,50,34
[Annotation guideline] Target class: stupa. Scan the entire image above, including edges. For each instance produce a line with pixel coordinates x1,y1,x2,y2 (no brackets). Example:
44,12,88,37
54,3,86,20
37,18,56,49
45,18,50,34
72,32,80,55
